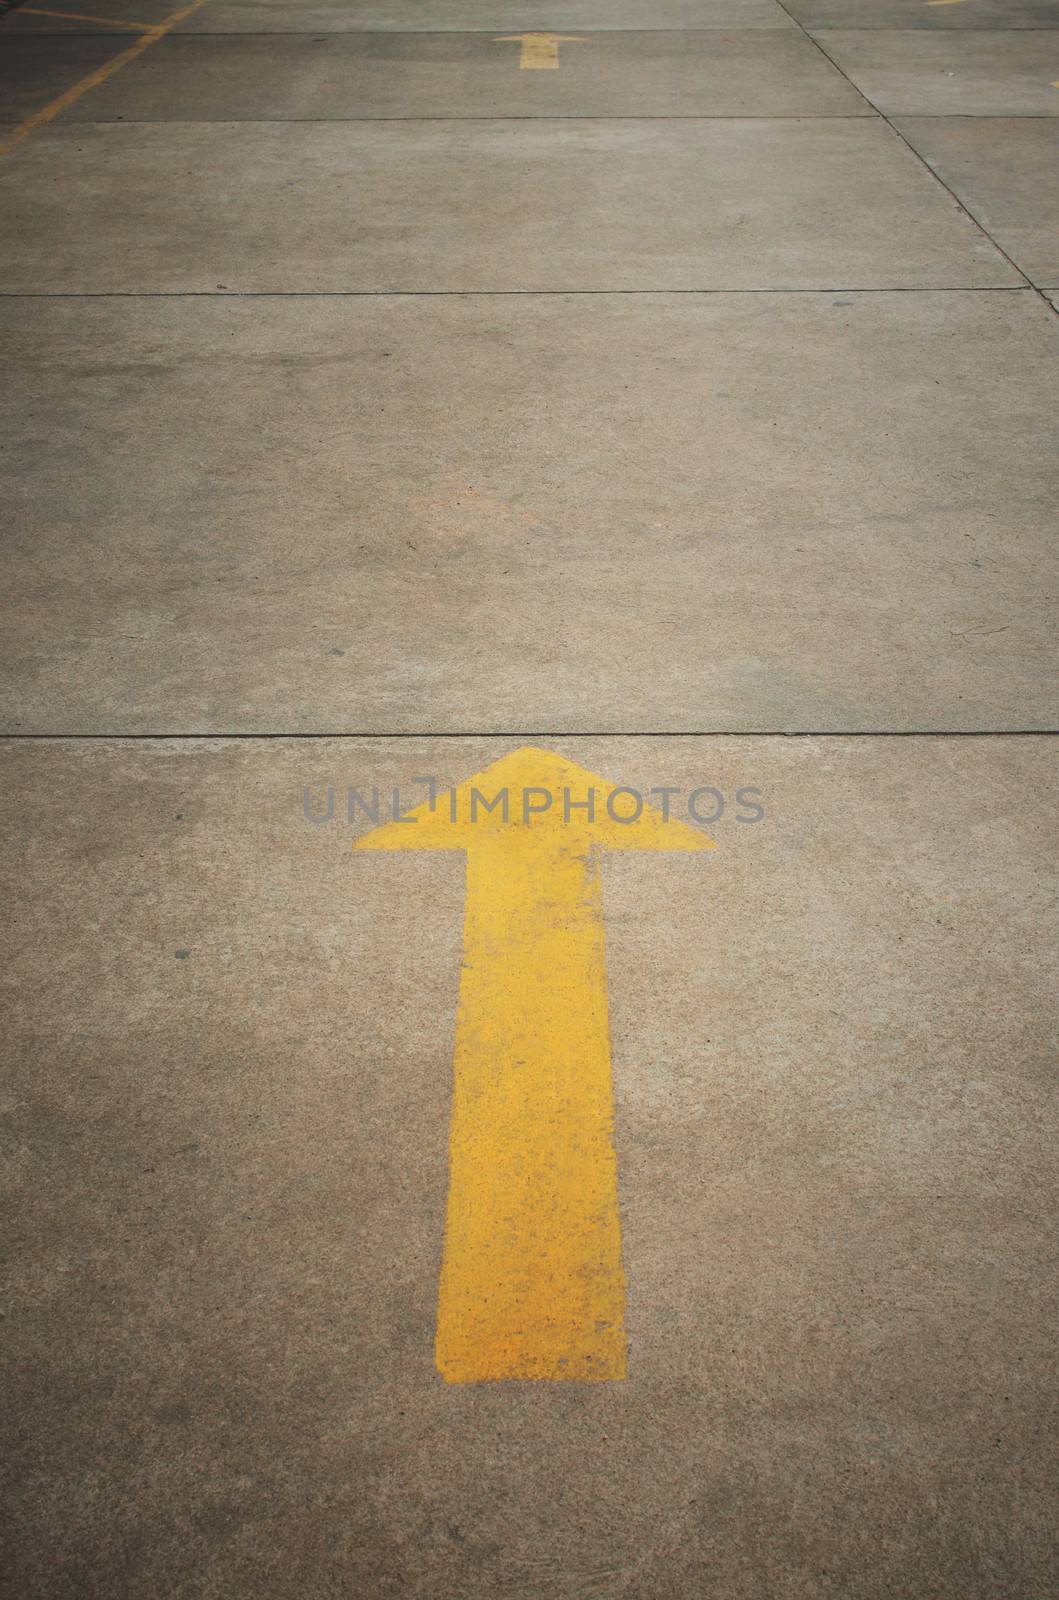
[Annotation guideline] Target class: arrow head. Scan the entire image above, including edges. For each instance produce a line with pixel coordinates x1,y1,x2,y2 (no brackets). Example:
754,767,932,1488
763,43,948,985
353,746,715,854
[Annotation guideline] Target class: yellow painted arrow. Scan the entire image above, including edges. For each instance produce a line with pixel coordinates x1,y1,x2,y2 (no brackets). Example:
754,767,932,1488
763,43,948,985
494,32,585,69
355,747,714,1383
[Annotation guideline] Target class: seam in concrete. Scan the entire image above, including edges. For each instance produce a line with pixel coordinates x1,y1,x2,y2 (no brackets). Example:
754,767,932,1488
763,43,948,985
771,0,1059,315
0,0,211,156
7,24,1059,32
0,114,888,123
0,287,1042,298
2,731,1057,742
8,113,1059,123
0,25,864,33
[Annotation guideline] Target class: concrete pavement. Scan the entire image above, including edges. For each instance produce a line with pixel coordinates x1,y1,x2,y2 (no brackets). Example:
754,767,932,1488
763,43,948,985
2,291,1057,733
1,1,1057,1597
3,734,1057,1597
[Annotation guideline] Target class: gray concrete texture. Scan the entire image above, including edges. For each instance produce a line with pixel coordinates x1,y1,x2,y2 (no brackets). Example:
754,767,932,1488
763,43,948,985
784,0,1059,28
2,0,799,31
896,115,1059,285
0,31,872,120
2,0,1058,1596
3,291,1057,733
0,119,1020,291
2,735,1057,1599
0,36,123,119
2,0,179,25
816,29,1059,114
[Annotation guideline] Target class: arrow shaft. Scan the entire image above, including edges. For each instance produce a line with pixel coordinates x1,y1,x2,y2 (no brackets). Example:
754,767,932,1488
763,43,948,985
519,35,561,67
436,835,626,1382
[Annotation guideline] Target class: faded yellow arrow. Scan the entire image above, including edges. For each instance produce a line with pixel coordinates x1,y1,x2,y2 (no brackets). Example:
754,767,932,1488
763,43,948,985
355,747,714,1383
494,31,585,69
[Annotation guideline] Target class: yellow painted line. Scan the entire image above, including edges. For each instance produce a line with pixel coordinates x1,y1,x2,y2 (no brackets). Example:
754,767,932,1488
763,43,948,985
355,747,714,1383
0,0,210,159
19,8,151,27
926,1,970,7
494,31,585,69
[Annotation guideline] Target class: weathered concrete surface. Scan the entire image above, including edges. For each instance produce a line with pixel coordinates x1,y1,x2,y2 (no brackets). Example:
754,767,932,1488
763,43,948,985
176,0,797,30
896,115,1059,285
0,37,124,119
1,734,1056,1600
0,0,177,30
3,291,1057,735
0,31,870,121
817,28,1059,115
0,119,1017,293
2,0,798,31
1,0,1056,1593
785,0,1059,28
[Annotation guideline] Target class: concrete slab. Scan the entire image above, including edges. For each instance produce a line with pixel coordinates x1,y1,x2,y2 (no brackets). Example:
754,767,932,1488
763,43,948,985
2,0,1055,1587
815,29,1059,115
179,0,799,31
783,0,1059,28
0,34,123,118
0,119,1017,292
2,291,1056,735
1,0,799,32
0,0,176,32
2,732,1055,1598
0,31,871,121
896,115,1059,283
